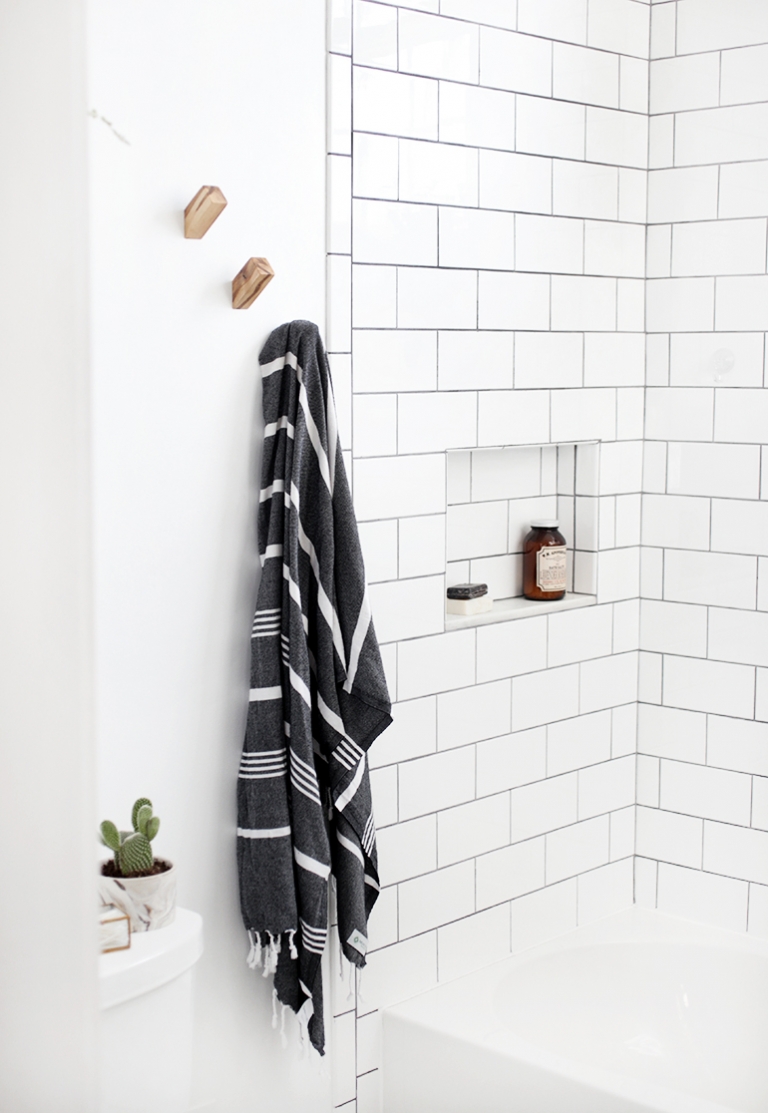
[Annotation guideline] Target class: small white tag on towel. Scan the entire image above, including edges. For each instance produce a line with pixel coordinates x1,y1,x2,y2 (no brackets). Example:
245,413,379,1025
347,930,368,956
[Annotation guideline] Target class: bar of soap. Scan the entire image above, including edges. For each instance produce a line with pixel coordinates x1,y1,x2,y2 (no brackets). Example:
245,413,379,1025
99,903,131,953
447,594,493,615
447,582,488,600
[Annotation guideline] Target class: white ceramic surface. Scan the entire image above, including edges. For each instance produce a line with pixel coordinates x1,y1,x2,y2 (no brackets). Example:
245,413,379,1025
382,907,768,1113
98,860,176,932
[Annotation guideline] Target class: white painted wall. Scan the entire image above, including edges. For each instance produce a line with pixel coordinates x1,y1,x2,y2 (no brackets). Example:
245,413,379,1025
0,1,99,1110
87,3,328,1110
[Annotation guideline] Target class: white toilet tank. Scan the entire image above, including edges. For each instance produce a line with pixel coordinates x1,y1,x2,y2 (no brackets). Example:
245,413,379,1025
99,908,204,1113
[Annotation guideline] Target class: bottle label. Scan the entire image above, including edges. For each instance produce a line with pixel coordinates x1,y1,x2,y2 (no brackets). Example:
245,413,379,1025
536,546,567,592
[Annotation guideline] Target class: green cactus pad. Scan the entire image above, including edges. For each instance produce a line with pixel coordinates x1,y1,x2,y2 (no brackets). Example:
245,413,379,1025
146,815,160,841
131,797,152,830
99,820,121,852
119,832,154,875
136,804,153,836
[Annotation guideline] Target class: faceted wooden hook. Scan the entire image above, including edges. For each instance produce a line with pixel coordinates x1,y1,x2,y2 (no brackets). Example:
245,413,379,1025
232,257,275,309
184,186,227,239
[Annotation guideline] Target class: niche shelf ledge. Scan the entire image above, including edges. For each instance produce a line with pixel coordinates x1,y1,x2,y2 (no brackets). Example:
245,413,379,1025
445,592,597,632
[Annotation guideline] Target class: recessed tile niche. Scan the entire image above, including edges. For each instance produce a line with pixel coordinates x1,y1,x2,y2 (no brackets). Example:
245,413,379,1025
445,441,599,629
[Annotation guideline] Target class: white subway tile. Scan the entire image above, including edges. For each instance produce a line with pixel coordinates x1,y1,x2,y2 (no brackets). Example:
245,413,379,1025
673,219,767,278
613,597,641,654
399,514,445,578
512,665,580,731
585,221,645,278
650,1,675,59
649,114,672,170
438,331,514,391
441,0,515,28
667,442,760,500
329,53,352,154
753,777,768,831
638,650,663,704
353,264,397,328
637,754,660,807
478,388,550,445
354,67,438,139
369,575,444,643
581,652,638,714
438,793,510,867
509,497,559,551
551,276,616,332
354,132,398,200
663,655,756,719
619,167,648,224
397,628,475,700
476,616,548,682
332,353,352,446
584,333,644,388
328,155,352,256
640,546,663,599
399,746,475,820
548,710,612,775
546,814,610,883
478,727,548,795
397,267,477,329
399,10,479,83
709,608,768,669
370,696,436,768
476,836,546,909
354,454,445,520
328,255,352,350
661,760,752,825
517,96,586,161
353,329,436,392
554,42,618,108
648,167,719,225
620,56,649,116
380,643,398,702
708,716,768,778
439,206,515,271
646,224,671,279
481,27,552,97
439,81,515,150
398,860,475,937
552,386,616,442
357,1068,382,1112
579,755,636,819
617,278,645,331
715,388,768,445
657,863,748,934
640,599,707,657
437,679,511,750
479,272,550,330
676,0,768,54
646,335,670,388
586,108,648,170
650,53,719,114
664,550,757,611
676,104,768,168
636,806,703,869
587,0,649,57
634,856,658,909
480,150,552,215
511,878,578,953
749,882,768,939
669,333,765,388
517,214,584,275
546,605,612,668
333,1010,357,1106
354,1,398,70
377,815,436,885
371,764,399,826
446,499,507,561
473,446,542,501
704,820,768,887
719,161,768,220
638,703,706,763
399,138,477,207
437,905,511,984
645,387,714,441
329,0,352,55
599,441,644,495
398,390,477,453
354,393,397,456
356,1011,381,1076
518,0,587,45
646,278,714,332
510,772,578,842
359,519,398,584
470,553,521,601
579,858,634,924
554,160,618,221
515,332,583,390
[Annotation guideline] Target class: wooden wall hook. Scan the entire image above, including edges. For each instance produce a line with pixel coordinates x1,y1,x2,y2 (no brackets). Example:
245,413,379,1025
232,257,275,309
184,186,227,239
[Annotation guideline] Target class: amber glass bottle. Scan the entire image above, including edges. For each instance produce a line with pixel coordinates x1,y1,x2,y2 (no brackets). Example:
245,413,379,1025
523,520,567,601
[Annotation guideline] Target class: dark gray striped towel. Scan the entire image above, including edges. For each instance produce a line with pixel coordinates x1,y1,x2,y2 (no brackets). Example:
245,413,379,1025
237,321,391,1055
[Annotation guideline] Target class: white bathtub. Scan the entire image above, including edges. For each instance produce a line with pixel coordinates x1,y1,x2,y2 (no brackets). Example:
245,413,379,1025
382,907,768,1113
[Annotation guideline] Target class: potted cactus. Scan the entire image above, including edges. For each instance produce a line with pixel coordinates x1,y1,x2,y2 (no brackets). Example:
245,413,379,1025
98,797,176,932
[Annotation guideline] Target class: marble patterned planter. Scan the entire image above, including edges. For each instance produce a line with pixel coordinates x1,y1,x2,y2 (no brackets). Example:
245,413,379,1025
98,860,177,932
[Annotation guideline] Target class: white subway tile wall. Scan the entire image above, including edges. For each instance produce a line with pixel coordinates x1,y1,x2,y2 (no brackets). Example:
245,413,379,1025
326,1,768,1105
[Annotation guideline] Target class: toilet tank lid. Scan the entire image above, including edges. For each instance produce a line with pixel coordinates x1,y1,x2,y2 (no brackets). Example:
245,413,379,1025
99,907,204,1010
